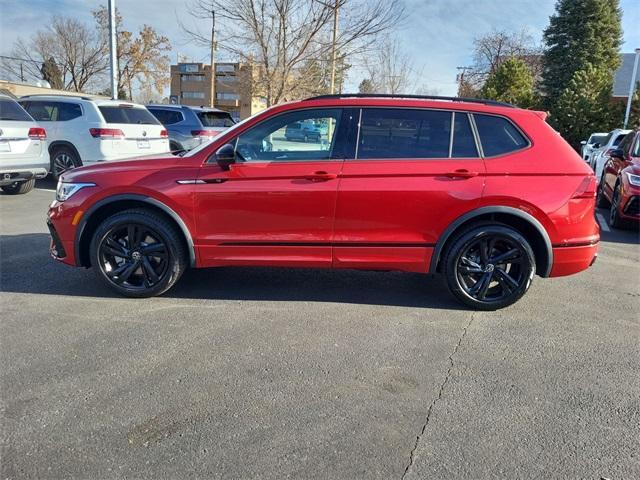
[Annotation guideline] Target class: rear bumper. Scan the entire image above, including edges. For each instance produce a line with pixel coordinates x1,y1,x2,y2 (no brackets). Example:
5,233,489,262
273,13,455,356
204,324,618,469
549,242,599,277
0,168,48,186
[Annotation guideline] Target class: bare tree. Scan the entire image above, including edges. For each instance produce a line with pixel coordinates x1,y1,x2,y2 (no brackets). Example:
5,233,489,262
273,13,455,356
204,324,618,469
466,28,542,90
1,16,108,92
181,0,404,105
360,35,419,94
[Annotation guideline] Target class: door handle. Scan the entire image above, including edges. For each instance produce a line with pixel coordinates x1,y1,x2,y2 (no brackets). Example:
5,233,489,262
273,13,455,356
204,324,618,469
304,171,337,182
445,169,479,179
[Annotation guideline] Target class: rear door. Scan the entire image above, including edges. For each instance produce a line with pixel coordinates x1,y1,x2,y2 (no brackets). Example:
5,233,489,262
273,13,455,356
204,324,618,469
0,98,43,162
194,107,354,267
97,104,169,156
333,107,485,272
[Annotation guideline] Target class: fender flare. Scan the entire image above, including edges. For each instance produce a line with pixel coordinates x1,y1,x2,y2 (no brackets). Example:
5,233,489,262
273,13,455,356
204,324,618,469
75,194,196,267
48,141,82,164
428,206,553,277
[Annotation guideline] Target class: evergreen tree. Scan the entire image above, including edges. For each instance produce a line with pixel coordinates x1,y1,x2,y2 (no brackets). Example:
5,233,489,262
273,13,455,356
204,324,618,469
40,57,63,90
552,63,618,148
358,79,375,93
542,0,622,106
481,57,536,108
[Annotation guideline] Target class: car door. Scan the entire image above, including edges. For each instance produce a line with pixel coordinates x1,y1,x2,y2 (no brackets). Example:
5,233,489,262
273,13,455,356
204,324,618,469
194,107,354,268
333,107,486,273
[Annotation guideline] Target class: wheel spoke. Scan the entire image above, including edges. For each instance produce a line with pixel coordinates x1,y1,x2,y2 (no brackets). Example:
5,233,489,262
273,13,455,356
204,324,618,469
127,225,140,248
490,248,521,264
141,257,160,285
479,238,490,264
470,272,492,300
104,237,129,258
114,261,139,284
140,242,165,255
495,268,519,293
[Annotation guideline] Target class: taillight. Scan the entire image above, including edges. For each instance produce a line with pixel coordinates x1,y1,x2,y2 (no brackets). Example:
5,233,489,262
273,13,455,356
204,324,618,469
28,127,46,139
160,129,168,137
89,128,124,139
572,176,597,199
191,130,218,137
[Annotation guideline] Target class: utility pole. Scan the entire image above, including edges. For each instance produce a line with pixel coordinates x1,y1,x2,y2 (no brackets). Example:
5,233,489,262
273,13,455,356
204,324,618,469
108,0,118,99
329,0,339,95
210,10,216,108
623,48,640,129
456,66,472,97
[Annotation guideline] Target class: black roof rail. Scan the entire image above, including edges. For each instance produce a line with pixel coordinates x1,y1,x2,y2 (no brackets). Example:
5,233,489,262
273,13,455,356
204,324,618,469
305,93,516,108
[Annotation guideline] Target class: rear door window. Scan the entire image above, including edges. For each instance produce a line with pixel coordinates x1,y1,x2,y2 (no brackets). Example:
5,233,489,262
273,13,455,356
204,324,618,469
99,106,159,125
197,111,235,127
358,108,451,159
149,108,183,125
0,98,33,121
474,114,529,157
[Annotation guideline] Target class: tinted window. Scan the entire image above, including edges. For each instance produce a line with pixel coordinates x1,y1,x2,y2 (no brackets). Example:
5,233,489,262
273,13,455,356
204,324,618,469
633,135,640,157
197,111,235,127
474,114,528,156
358,108,451,159
589,134,607,145
22,101,82,122
99,106,159,125
0,98,32,121
234,108,341,162
451,112,478,158
149,108,183,125
612,133,626,147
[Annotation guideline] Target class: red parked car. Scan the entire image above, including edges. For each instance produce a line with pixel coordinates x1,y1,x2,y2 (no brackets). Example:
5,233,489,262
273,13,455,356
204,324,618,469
596,129,640,229
47,94,599,310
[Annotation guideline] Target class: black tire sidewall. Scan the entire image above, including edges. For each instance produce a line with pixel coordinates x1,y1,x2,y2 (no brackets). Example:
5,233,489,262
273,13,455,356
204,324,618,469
444,224,536,311
50,146,80,180
1,178,35,194
89,211,185,298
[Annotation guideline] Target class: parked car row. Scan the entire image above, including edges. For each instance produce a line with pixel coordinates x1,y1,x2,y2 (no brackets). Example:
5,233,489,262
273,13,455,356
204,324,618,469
0,94,236,195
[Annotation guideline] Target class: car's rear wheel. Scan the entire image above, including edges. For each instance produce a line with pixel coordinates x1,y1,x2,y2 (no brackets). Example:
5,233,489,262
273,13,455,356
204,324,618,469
90,209,188,298
443,224,536,310
51,146,81,180
1,179,36,195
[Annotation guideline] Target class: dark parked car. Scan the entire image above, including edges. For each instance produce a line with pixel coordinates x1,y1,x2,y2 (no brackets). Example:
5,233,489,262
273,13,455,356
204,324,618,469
284,120,326,142
147,104,235,153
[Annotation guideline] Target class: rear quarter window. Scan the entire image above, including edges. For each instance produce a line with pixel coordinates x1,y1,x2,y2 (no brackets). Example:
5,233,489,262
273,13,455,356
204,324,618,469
99,106,160,125
474,114,529,157
0,98,33,121
197,111,235,127
149,108,183,125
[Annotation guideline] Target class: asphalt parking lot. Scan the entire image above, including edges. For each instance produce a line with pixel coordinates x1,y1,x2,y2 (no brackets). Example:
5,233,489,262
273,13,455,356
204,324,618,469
1,180,639,479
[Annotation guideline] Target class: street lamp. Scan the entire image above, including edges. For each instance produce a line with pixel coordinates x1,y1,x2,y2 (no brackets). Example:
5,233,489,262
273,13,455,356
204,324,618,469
623,48,640,129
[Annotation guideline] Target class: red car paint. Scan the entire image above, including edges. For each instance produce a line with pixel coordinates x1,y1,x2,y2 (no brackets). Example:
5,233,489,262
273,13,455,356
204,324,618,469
600,129,640,226
47,96,599,286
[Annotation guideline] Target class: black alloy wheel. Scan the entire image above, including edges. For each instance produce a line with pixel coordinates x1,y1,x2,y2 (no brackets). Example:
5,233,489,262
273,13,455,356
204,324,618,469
444,224,536,310
90,209,187,297
609,184,627,229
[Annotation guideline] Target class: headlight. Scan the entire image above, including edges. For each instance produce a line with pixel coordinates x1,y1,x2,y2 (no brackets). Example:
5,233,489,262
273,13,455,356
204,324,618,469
626,172,640,187
56,181,96,202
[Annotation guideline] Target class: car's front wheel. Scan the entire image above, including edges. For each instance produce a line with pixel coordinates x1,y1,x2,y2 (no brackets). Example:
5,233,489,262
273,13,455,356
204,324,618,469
89,208,188,297
609,183,627,230
443,224,536,310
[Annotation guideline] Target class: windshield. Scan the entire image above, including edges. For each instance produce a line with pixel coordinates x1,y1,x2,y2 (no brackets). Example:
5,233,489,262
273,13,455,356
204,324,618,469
98,106,160,125
183,113,258,157
197,111,235,128
0,98,33,121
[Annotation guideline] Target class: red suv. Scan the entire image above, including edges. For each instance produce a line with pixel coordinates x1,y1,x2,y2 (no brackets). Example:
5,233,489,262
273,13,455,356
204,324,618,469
47,94,599,310
596,129,640,229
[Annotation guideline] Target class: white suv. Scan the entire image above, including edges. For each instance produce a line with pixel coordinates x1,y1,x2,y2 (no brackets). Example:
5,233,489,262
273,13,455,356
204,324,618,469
0,95,48,194
19,95,170,179
591,128,631,182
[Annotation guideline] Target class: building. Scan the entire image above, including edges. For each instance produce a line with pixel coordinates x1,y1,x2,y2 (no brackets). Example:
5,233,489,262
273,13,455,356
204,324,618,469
169,62,266,121
613,52,640,101
0,80,109,100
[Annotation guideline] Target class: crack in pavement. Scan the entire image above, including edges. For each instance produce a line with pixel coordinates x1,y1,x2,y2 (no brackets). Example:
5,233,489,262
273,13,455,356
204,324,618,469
401,313,475,479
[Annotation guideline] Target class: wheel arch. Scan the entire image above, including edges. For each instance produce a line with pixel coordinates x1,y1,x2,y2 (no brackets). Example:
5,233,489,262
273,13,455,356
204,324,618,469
75,194,196,268
49,141,82,162
429,206,553,278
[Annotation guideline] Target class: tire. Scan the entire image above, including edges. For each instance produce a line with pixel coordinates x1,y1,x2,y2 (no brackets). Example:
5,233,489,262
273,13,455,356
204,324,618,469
609,184,627,230
443,223,536,311
1,178,35,195
596,173,610,208
89,208,188,298
50,146,81,180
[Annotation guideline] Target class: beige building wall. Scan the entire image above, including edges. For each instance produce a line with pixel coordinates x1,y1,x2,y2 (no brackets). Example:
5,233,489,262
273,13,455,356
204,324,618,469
0,80,109,99
170,62,266,121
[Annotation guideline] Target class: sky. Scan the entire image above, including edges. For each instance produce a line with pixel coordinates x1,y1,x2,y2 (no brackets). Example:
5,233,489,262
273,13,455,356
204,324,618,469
1,0,639,96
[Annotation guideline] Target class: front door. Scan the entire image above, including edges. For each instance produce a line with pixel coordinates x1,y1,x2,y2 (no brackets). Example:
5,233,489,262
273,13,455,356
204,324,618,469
333,107,486,272
195,107,352,268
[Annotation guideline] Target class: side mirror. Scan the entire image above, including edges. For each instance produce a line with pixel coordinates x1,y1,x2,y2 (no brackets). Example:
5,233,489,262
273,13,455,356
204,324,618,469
580,140,587,145
215,143,236,170
610,148,624,160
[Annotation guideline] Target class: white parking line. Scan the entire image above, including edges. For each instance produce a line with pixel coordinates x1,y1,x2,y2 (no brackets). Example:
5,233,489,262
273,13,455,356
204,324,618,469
36,188,56,192
596,213,610,232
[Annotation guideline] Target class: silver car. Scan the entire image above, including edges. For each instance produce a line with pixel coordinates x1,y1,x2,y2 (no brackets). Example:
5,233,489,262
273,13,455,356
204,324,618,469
146,104,235,153
0,96,48,194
